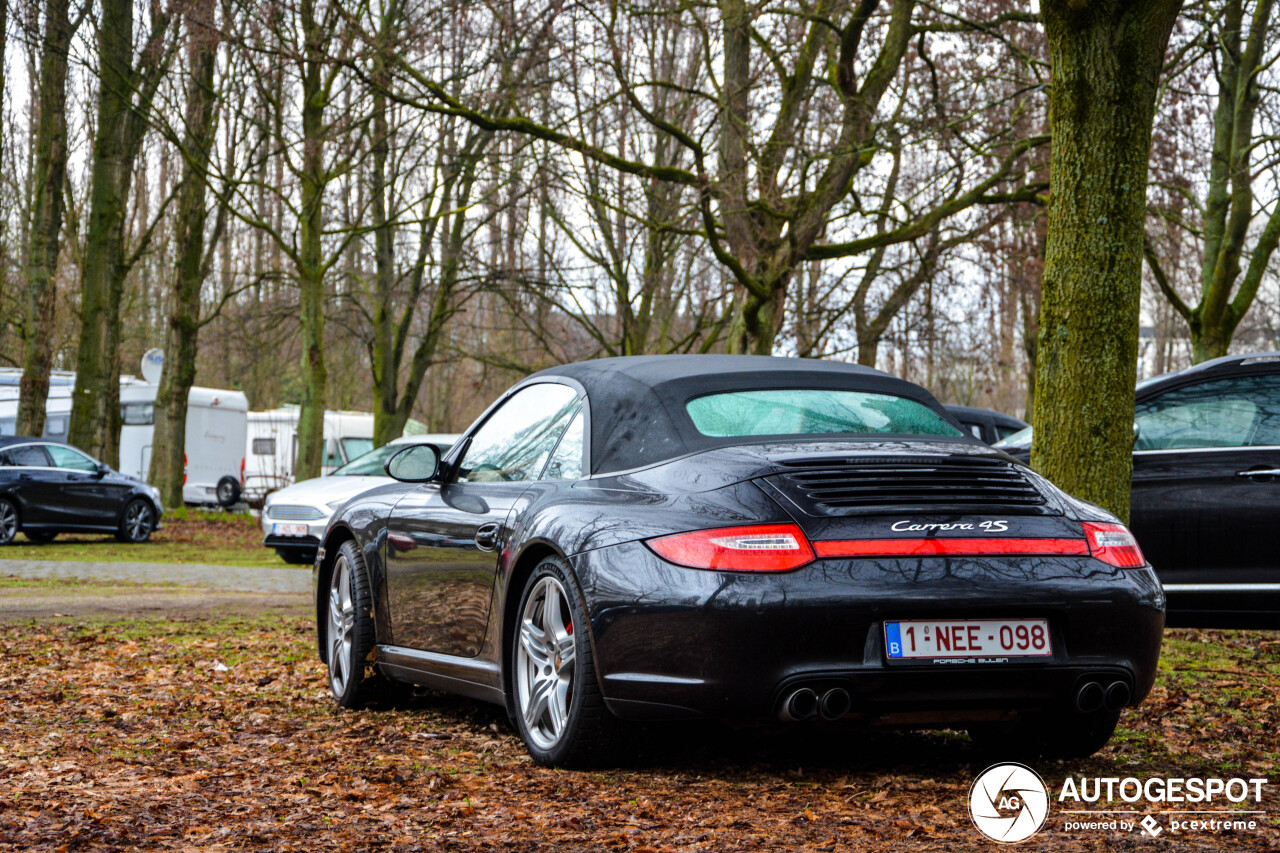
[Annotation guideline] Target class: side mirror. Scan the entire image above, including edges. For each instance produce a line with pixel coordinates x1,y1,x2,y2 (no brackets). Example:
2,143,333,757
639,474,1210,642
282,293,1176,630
94,462,109,478
384,444,441,483
1132,421,1141,448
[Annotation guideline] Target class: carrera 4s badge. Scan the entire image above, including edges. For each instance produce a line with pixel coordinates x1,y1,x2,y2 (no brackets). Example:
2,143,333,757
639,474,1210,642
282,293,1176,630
890,520,1009,532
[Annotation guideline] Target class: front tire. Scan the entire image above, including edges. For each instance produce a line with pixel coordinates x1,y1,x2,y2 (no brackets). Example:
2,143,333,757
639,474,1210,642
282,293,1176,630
116,499,155,543
0,499,18,546
512,557,622,767
325,540,401,708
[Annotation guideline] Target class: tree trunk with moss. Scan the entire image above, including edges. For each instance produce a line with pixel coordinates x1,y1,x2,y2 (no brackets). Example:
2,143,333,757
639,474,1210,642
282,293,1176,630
293,0,328,482
150,0,219,507
68,0,171,465
1032,0,1181,521
16,0,75,438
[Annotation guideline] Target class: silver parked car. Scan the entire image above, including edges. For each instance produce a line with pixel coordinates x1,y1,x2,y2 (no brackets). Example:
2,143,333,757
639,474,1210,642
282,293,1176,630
262,434,457,564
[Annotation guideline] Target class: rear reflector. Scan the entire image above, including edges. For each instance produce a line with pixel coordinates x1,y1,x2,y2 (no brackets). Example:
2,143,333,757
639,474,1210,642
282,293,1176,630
1082,521,1146,568
646,523,815,572
812,538,1090,558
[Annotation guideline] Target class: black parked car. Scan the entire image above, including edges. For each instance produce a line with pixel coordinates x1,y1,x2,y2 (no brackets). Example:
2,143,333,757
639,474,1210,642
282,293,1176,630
315,356,1164,766
944,404,1029,445
996,352,1280,625
0,437,164,545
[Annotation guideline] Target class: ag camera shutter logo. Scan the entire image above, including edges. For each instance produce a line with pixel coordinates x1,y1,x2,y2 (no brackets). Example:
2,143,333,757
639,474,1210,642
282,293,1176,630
969,763,1051,843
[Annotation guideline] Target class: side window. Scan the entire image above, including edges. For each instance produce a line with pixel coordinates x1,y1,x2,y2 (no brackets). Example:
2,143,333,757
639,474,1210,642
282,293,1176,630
457,384,581,483
121,402,154,426
46,445,99,472
9,445,52,467
544,408,585,480
252,437,276,456
1135,375,1280,450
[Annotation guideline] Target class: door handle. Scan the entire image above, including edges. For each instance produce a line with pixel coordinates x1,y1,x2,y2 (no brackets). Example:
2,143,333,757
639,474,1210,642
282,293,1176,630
475,522,501,552
1236,468,1280,479
18,474,32,481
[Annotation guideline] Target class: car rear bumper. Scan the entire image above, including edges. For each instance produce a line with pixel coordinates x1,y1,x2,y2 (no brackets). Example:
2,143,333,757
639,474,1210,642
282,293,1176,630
572,541,1166,723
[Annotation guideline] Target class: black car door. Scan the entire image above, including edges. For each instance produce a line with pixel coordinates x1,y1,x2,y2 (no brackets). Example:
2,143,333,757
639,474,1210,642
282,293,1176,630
1,443,60,526
1129,372,1280,589
44,444,124,525
385,382,583,656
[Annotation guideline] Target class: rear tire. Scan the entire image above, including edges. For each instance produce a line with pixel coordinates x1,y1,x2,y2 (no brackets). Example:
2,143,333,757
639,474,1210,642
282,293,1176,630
216,476,241,508
0,499,18,546
25,531,56,544
115,499,156,543
511,556,623,767
324,540,404,708
970,709,1121,760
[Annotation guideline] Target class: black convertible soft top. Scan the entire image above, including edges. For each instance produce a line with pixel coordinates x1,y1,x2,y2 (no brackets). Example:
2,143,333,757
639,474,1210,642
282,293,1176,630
523,355,962,475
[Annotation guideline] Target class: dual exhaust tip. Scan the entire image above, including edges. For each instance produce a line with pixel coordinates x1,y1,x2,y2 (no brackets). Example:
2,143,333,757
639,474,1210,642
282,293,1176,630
1076,679,1130,713
779,687,851,722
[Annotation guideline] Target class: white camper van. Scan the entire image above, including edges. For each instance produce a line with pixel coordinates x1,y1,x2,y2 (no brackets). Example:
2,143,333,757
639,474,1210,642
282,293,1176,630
117,380,250,506
0,369,74,441
242,408,376,503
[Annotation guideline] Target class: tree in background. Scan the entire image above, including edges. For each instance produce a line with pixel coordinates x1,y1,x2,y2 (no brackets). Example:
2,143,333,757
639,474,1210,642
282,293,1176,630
15,0,80,437
67,0,175,465
149,0,225,507
1032,0,1182,520
1145,0,1280,362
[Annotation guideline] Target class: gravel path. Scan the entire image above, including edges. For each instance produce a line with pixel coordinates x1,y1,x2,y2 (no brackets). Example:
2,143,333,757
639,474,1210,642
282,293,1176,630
0,559,311,594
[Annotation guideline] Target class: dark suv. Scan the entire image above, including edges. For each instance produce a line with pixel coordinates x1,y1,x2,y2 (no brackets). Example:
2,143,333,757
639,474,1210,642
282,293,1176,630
0,437,164,545
996,353,1280,625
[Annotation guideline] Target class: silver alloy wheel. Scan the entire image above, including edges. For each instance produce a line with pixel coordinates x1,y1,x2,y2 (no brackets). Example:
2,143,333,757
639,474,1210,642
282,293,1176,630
0,502,15,543
516,575,577,750
327,555,357,696
124,502,152,541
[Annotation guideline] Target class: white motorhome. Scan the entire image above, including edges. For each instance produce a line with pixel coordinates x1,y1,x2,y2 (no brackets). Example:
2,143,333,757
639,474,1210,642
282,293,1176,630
117,379,250,506
243,407,376,503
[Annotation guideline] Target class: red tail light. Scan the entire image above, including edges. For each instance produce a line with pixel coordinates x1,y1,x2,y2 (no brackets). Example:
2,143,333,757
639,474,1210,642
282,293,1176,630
240,456,246,486
183,453,188,485
646,523,815,573
1083,522,1145,568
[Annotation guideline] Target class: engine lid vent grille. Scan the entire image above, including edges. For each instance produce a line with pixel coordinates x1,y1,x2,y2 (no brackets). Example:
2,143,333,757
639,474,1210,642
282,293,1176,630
766,456,1052,516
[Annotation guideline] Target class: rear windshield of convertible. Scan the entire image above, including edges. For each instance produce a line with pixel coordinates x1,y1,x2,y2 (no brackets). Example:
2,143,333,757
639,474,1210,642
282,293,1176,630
685,389,962,438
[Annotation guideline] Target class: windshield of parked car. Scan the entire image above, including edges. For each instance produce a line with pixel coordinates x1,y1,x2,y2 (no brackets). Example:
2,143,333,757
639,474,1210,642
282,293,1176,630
341,437,374,463
333,442,452,476
993,425,1033,449
685,390,962,438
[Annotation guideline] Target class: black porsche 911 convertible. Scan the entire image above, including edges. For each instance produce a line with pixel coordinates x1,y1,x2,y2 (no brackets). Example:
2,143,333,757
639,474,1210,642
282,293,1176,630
314,356,1165,766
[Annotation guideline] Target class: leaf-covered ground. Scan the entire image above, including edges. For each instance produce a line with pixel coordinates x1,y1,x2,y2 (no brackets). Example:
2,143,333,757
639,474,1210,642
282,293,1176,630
0,589,1277,851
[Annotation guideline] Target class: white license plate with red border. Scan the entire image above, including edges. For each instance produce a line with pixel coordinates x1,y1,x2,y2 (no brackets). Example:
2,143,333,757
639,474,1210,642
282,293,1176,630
884,618,1052,660
272,523,309,537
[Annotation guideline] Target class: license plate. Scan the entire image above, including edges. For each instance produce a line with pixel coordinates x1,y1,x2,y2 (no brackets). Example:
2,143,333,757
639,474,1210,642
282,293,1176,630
272,523,309,537
884,618,1051,660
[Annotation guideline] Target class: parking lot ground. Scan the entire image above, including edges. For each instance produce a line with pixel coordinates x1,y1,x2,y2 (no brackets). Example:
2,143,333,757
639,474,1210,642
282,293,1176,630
0,578,1277,851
